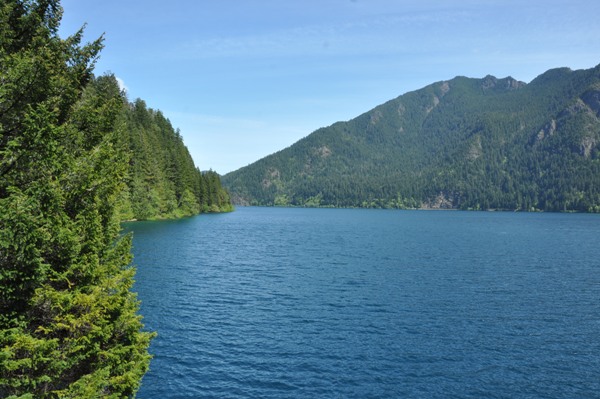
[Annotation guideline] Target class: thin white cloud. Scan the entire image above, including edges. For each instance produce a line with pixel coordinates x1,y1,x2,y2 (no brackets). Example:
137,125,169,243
174,9,473,60
165,111,270,130
116,76,128,92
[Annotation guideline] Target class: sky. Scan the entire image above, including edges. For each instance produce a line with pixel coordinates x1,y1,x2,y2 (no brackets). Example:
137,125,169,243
58,0,600,175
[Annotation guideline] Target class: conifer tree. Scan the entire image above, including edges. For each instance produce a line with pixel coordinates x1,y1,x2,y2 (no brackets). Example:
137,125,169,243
0,1,153,397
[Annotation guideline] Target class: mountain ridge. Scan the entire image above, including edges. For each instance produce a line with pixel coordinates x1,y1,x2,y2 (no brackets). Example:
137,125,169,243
222,64,600,212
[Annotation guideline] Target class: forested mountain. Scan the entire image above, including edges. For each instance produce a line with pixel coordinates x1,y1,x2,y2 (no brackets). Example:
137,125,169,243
223,64,600,212
0,1,228,397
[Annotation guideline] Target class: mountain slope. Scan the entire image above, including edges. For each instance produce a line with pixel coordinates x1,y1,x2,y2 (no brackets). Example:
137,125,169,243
75,75,233,222
119,96,233,220
222,64,600,212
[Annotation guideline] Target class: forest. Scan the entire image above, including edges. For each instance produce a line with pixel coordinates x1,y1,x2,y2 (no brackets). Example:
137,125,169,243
0,1,230,397
119,96,232,220
222,65,600,212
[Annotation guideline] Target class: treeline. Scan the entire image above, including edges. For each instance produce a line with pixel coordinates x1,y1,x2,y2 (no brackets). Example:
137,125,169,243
223,66,600,212
119,96,232,220
0,1,229,397
80,77,233,221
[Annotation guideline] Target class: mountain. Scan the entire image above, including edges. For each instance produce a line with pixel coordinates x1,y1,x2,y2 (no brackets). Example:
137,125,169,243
222,64,600,212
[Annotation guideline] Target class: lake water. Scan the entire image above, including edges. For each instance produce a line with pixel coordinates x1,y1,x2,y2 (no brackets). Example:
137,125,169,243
126,207,600,398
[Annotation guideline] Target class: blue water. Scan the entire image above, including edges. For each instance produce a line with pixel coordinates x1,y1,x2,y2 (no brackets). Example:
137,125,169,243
127,207,600,398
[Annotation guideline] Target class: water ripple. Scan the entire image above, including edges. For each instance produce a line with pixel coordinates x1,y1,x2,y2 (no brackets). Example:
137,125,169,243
126,208,600,398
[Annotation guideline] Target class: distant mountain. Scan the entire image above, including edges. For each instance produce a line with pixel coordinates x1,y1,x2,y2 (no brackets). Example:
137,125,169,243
222,64,600,212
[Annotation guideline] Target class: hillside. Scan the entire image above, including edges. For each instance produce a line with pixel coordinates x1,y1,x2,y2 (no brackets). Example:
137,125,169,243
119,95,233,220
77,76,233,222
222,64,600,212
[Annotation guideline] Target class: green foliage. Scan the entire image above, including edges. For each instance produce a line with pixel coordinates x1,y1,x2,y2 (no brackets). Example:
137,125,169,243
223,65,600,212
1,1,152,397
0,0,229,396
120,100,232,219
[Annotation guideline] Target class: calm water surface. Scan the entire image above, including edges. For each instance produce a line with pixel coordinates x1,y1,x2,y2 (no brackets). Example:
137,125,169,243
126,207,600,398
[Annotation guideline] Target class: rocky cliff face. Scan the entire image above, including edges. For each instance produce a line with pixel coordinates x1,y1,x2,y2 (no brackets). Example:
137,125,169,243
480,75,526,91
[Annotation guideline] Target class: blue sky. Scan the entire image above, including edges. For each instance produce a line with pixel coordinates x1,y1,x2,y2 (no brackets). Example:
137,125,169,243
59,0,600,174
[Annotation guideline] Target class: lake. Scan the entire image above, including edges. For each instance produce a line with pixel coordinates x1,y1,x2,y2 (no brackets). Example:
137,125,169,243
126,207,600,398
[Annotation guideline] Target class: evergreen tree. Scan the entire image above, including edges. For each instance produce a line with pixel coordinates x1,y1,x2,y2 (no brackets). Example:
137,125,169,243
0,1,153,397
